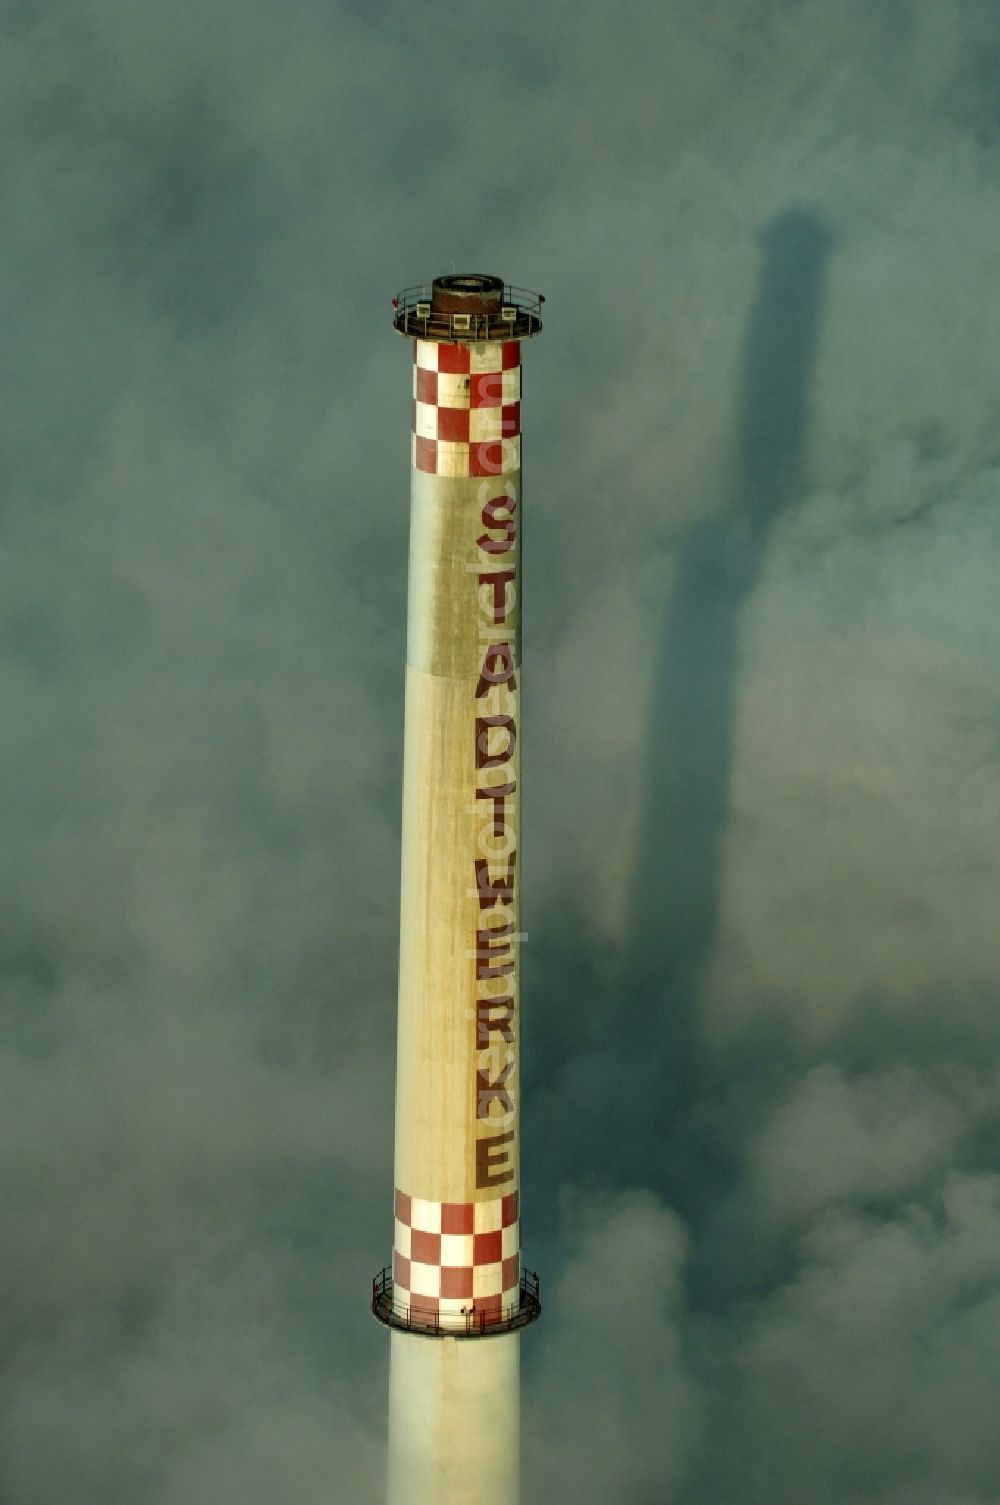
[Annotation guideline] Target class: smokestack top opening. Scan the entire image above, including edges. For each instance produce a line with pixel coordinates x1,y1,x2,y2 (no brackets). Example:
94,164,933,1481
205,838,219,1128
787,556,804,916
431,274,504,314
392,278,543,342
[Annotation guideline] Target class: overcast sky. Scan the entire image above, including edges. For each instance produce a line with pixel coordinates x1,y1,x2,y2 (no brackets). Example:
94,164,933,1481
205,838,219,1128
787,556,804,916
4,1,1000,1501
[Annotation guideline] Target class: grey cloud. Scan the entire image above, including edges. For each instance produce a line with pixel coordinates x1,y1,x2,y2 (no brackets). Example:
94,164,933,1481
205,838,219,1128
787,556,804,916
4,0,1000,1500
746,1062,978,1229
714,1175,1000,1505
523,1190,700,1505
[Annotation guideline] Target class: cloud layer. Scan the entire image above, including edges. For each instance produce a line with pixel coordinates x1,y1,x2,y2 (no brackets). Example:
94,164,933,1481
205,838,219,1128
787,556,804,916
3,0,1000,1500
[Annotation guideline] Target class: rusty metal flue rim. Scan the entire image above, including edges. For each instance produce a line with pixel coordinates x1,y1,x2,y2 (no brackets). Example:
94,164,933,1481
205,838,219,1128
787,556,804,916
391,283,543,343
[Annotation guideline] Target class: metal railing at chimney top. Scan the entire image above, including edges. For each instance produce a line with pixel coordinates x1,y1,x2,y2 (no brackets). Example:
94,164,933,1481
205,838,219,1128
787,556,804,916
371,1266,541,1337
391,285,543,342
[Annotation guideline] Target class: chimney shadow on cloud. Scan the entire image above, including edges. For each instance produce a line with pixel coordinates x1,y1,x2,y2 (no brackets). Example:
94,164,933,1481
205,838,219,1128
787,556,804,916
526,209,834,1290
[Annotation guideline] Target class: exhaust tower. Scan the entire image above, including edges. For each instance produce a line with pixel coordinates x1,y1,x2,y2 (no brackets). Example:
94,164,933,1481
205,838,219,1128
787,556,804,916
372,274,543,1505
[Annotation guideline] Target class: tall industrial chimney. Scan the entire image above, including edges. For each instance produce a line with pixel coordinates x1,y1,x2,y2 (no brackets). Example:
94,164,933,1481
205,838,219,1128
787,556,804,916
372,274,543,1505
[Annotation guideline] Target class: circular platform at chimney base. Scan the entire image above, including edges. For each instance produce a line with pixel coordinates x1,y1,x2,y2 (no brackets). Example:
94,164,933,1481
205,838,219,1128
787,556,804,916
371,1267,541,1339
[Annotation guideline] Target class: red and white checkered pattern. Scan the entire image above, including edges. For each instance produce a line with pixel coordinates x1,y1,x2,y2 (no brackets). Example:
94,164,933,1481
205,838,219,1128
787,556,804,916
411,339,521,478
393,1188,520,1326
